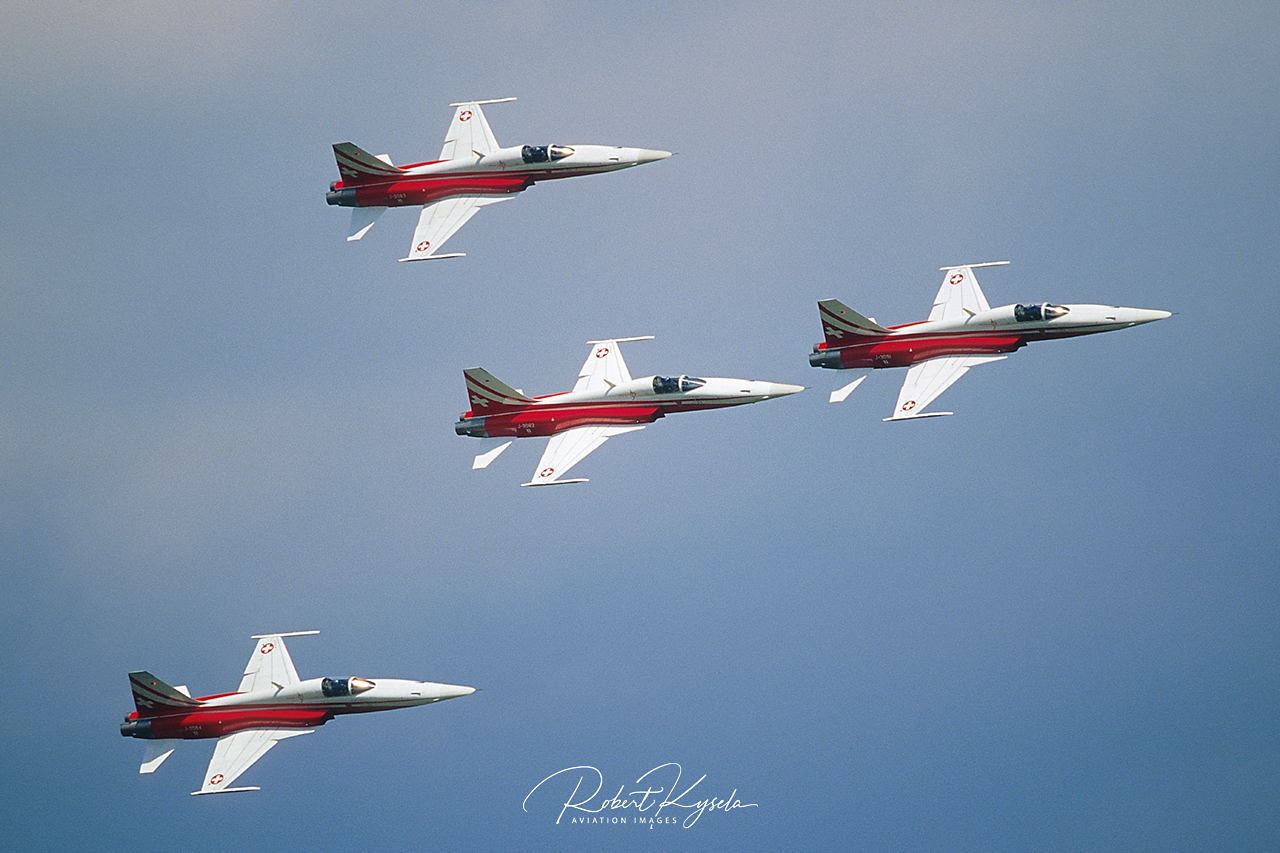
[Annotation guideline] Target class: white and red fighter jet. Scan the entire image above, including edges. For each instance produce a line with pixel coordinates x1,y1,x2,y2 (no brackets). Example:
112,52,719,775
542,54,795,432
810,261,1170,420
456,337,803,486
326,98,671,261
121,631,475,795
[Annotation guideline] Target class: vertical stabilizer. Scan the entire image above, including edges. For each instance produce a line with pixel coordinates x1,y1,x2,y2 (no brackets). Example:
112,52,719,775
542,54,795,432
463,368,534,413
817,299,890,346
129,671,201,717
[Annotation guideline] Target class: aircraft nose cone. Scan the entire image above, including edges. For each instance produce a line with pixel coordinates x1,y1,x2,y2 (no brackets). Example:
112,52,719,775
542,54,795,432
437,683,476,700
768,382,805,397
635,148,672,164
1133,308,1172,324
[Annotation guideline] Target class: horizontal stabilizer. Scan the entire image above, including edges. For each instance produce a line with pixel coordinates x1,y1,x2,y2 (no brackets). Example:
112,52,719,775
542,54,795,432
521,478,589,487
140,739,181,774
191,787,261,796
829,375,866,403
347,207,384,241
473,441,513,469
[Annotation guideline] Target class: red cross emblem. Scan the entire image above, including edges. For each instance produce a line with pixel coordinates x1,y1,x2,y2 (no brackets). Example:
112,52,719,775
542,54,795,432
417,241,430,252
210,774,224,785
540,467,554,478
902,401,916,411
595,347,609,358
259,642,274,654
949,273,963,285
459,110,472,121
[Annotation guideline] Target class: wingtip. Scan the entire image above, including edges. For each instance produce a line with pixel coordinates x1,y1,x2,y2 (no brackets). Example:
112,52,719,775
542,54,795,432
883,412,954,421
399,252,467,262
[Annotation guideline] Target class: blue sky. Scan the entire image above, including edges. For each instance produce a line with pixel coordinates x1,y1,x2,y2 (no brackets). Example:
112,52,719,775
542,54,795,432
1,2,1277,850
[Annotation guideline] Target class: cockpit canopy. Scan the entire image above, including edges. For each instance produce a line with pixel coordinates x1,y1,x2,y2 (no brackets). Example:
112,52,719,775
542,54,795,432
321,677,375,697
1014,303,1070,322
521,145,574,164
652,375,706,394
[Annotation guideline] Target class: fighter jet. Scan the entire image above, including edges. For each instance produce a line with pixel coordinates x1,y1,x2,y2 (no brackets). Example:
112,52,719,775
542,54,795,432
120,631,475,795
456,337,803,485
326,98,671,261
810,261,1171,420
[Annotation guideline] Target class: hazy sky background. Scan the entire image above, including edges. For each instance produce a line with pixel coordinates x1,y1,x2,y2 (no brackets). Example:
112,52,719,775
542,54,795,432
2,2,1277,850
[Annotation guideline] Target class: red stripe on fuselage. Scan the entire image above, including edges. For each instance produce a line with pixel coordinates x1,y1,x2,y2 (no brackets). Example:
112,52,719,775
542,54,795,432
353,175,531,207
336,164,628,207
831,334,1026,369
129,699,429,739
465,396,772,437
822,321,1128,369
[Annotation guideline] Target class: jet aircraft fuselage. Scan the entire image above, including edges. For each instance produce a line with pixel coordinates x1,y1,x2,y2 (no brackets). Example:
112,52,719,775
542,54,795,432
811,262,1170,420
456,375,800,439
121,632,474,794
122,675,473,741
328,98,670,260
457,338,802,485
327,144,669,211
810,303,1172,371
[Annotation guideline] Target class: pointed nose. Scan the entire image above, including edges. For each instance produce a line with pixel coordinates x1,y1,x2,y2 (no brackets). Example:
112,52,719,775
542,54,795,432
767,382,805,397
436,683,476,700
634,148,672,165
1132,308,1172,324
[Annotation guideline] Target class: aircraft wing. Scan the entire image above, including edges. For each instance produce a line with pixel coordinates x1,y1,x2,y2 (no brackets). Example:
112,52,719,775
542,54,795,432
440,98,514,160
887,355,1007,420
191,729,313,795
523,425,645,486
400,195,512,262
929,263,1008,323
572,338,651,394
238,632,317,694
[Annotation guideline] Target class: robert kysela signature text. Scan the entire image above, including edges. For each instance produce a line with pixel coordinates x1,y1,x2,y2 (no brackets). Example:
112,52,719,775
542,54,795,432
523,763,758,828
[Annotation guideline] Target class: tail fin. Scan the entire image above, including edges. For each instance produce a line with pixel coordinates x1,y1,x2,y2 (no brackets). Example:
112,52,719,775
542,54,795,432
332,142,403,184
817,299,890,346
463,368,534,413
129,671,200,718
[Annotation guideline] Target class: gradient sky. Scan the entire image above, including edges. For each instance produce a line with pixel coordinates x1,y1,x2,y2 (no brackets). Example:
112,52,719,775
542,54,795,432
2,2,1277,850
